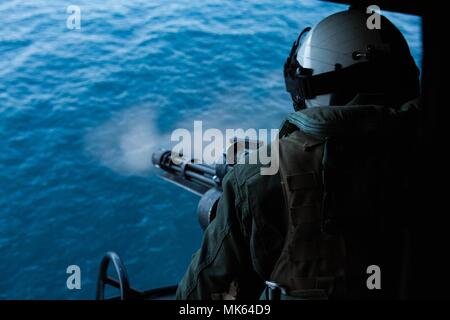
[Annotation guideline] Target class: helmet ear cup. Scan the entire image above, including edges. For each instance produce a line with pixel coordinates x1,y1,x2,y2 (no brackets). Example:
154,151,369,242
328,63,351,106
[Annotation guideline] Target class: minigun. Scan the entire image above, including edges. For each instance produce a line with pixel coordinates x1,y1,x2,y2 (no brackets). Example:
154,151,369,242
152,137,261,230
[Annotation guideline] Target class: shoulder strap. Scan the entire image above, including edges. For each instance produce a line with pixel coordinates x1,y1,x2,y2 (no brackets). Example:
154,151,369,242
267,130,346,299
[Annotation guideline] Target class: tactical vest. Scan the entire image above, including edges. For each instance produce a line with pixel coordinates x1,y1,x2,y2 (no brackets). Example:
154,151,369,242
266,100,418,300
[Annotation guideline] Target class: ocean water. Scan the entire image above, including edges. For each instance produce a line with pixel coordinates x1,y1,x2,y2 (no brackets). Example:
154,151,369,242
0,0,422,299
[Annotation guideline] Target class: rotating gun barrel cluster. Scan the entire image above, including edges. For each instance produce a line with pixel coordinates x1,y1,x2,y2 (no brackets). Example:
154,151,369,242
152,138,261,230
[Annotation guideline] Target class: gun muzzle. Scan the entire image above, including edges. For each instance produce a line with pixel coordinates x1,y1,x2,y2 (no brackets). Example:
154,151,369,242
152,149,220,191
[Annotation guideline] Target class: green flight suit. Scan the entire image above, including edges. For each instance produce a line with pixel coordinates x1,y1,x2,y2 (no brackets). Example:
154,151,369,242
176,96,419,300
176,160,285,300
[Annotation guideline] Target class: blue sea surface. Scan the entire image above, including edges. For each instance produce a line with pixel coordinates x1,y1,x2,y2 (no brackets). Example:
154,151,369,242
0,0,422,299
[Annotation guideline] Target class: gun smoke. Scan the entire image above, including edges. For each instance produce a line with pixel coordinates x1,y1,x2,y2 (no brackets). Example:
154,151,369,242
85,106,163,176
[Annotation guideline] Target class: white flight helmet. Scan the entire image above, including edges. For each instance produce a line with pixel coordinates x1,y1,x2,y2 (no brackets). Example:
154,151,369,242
284,8,419,110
